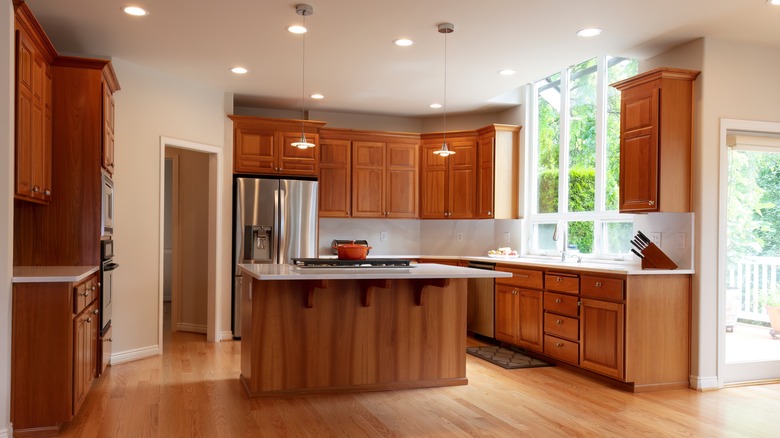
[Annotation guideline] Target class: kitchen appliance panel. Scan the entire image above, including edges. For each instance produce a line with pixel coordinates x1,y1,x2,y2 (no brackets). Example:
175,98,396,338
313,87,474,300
467,261,495,338
101,171,114,237
279,179,319,263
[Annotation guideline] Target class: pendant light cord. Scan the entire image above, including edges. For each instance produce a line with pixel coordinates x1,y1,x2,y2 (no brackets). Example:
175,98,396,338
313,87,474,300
300,13,307,135
443,28,447,148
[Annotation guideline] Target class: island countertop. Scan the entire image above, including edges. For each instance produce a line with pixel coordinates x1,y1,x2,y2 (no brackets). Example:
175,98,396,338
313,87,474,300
238,262,512,281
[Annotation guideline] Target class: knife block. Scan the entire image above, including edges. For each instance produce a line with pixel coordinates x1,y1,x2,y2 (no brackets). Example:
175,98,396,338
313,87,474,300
640,242,678,270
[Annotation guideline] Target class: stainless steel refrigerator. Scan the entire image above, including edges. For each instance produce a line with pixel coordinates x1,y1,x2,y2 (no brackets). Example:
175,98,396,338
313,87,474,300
232,177,318,338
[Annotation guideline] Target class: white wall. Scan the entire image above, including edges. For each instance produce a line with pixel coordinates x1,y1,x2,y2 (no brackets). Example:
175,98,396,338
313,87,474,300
1,2,13,435
644,38,780,388
111,59,228,361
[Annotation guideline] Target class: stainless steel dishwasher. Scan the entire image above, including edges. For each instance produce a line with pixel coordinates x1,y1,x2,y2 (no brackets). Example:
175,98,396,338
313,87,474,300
467,261,496,338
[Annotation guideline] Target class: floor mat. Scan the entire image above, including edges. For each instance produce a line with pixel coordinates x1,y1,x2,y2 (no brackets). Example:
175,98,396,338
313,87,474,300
466,345,553,369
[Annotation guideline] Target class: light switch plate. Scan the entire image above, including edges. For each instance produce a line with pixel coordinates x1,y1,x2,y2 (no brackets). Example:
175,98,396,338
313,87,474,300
649,232,662,247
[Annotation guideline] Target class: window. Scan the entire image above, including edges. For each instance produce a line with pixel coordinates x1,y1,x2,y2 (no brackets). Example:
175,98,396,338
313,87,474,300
529,56,637,259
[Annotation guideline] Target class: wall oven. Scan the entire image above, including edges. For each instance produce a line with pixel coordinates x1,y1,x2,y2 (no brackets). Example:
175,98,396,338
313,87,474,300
101,171,114,237
100,238,118,335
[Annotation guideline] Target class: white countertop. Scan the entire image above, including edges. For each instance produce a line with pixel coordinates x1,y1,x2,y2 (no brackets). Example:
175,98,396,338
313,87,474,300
238,263,513,281
13,266,100,283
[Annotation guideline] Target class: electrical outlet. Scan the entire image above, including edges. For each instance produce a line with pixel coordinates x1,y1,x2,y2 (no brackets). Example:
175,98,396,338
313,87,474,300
676,232,686,249
649,232,662,247
503,232,511,244
380,231,387,242
456,232,464,241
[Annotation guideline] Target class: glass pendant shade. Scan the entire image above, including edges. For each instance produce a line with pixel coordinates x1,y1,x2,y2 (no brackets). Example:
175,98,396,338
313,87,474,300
433,142,454,156
433,23,455,157
291,134,315,149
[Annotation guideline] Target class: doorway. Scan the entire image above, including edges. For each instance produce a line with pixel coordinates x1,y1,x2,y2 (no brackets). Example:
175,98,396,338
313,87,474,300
721,120,780,384
158,137,223,347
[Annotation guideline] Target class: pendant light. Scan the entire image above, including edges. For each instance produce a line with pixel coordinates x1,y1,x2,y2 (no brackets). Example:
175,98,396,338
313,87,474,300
290,4,315,149
433,23,455,157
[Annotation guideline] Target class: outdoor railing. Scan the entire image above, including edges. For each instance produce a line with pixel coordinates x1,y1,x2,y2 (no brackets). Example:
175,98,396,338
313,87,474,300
726,256,780,323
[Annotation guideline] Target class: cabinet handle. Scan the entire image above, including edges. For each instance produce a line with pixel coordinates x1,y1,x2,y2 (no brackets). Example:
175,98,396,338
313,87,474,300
86,317,92,323
556,319,563,325
80,290,90,297
487,211,492,216
107,338,113,342
44,189,51,196
92,309,99,315
649,200,655,206
512,289,519,295
555,298,562,303
98,282,102,287
556,342,564,348
32,186,40,193
595,282,602,287
516,274,529,278
556,277,562,282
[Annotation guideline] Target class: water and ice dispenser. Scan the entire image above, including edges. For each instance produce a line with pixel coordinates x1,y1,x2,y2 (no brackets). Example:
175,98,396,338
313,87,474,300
244,225,272,263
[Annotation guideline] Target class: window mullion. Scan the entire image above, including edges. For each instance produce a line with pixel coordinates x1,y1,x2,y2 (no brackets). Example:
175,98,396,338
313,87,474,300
559,68,570,215
594,56,608,254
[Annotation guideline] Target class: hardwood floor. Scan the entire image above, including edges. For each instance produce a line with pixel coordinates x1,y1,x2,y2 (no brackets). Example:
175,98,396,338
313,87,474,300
59,329,780,437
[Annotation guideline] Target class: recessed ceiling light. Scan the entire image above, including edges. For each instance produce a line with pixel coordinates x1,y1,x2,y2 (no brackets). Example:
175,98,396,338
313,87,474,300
230,67,248,74
430,103,442,109
310,93,324,99
288,25,307,34
768,0,780,5
576,28,602,37
394,39,414,47
498,69,516,76
123,6,148,16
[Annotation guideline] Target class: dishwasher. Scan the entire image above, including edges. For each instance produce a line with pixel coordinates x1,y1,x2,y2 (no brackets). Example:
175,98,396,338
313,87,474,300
467,261,496,338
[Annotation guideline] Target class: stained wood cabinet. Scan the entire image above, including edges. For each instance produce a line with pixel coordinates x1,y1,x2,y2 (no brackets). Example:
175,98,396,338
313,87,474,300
476,124,520,219
318,138,352,217
611,68,700,213
420,132,478,219
494,266,543,352
12,273,100,436
14,3,56,204
102,83,116,174
352,141,419,218
230,115,326,176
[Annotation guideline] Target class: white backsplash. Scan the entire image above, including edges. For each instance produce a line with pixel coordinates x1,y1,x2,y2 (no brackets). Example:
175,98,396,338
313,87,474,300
319,218,524,257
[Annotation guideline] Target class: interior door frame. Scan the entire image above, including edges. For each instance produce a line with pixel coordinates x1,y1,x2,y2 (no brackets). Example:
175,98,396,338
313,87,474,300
158,136,223,346
164,152,181,333
718,118,780,386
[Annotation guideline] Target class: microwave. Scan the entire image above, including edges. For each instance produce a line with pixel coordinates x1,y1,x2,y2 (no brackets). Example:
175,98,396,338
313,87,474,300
101,171,114,236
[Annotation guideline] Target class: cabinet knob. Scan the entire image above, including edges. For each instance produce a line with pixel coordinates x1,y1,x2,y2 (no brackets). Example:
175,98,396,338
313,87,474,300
44,189,51,196
595,282,602,287
81,290,90,297
555,298,562,303
556,277,562,282
32,186,40,193
648,200,655,206
556,319,563,325
107,338,113,342
92,309,99,315
512,289,518,295
487,211,492,216
86,317,92,323
556,342,564,348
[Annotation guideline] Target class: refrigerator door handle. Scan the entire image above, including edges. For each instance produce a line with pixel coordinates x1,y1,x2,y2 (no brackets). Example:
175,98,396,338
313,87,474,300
276,188,285,264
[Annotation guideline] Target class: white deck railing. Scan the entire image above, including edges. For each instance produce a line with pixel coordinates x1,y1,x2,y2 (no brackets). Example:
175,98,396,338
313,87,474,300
726,256,780,323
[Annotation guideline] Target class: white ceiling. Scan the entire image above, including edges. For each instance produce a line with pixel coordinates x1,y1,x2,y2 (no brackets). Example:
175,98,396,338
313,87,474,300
25,0,780,118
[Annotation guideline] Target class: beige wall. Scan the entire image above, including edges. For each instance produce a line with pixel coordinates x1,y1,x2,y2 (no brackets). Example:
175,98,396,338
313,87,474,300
645,38,780,388
111,58,228,361
171,148,210,331
2,1,13,434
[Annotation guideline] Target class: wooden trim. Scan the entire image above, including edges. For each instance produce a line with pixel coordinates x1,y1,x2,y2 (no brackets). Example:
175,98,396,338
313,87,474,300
319,127,420,142
14,3,57,62
165,153,181,333
611,67,700,91
228,115,327,132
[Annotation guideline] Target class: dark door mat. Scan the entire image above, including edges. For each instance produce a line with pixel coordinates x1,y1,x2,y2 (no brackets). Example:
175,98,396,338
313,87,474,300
466,345,553,369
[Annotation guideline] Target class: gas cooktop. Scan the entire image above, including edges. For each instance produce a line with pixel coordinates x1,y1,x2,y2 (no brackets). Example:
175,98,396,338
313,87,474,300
291,258,412,267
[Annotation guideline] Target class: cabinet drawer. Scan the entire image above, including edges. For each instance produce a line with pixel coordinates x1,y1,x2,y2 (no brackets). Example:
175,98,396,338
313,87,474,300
497,266,543,289
73,277,97,314
545,273,579,294
581,276,624,301
544,335,579,364
544,313,579,341
544,292,579,317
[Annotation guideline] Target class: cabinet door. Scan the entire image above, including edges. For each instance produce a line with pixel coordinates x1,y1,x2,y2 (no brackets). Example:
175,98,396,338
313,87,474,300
477,133,495,218
619,87,659,212
278,131,319,176
494,284,517,344
73,302,97,415
351,141,385,217
234,127,278,174
15,28,34,199
385,143,418,218
517,289,543,352
447,139,477,219
318,139,352,217
420,143,448,218
580,298,624,379
102,82,115,174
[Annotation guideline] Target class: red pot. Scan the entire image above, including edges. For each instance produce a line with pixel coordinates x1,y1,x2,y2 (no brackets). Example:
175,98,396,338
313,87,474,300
332,242,372,260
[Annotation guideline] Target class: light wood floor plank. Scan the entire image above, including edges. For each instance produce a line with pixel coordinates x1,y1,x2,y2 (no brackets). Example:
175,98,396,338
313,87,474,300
56,328,780,437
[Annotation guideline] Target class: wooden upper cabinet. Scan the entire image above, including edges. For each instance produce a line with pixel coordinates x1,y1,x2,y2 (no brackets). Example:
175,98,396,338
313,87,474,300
420,132,477,219
14,3,56,204
384,142,418,218
229,116,326,176
476,124,520,219
318,138,352,217
611,68,700,213
102,83,116,174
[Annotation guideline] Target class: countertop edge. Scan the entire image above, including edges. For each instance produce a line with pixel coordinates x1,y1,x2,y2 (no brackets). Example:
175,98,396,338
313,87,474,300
12,265,100,283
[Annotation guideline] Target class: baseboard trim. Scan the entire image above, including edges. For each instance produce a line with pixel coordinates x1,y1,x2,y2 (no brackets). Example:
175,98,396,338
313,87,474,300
689,374,720,391
110,344,160,365
176,322,207,334
219,330,234,341
1,424,11,438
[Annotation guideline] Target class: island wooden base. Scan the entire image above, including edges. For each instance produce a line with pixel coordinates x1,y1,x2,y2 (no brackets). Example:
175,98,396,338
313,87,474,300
240,275,468,397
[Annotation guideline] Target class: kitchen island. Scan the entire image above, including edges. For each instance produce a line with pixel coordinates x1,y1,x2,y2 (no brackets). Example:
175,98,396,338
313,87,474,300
237,263,510,397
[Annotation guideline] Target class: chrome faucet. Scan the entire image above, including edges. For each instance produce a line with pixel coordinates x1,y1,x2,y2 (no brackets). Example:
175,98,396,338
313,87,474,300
553,221,582,263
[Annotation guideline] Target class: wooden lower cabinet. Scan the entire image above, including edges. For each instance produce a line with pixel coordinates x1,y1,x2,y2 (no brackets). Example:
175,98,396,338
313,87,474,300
580,298,624,379
11,273,100,436
494,266,544,352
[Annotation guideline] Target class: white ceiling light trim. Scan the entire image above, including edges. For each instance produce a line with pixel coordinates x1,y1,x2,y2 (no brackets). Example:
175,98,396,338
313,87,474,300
230,67,248,74
122,6,148,17
394,38,414,47
576,28,602,37
310,93,324,99
498,69,516,76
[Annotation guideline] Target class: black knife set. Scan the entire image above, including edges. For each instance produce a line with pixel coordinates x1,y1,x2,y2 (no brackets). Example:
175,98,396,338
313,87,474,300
630,231,678,270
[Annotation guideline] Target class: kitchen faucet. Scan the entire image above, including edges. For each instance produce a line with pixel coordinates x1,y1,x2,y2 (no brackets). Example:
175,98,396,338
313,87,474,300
553,221,582,263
